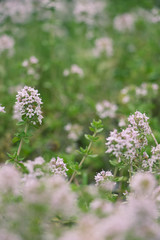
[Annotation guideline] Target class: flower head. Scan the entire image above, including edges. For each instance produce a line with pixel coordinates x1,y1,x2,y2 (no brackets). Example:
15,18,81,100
48,157,68,177
130,172,156,196
14,86,43,125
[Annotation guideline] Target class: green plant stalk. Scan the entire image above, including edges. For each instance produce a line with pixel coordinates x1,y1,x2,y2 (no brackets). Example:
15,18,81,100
69,131,97,184
150,127,158,146
16,124,28,160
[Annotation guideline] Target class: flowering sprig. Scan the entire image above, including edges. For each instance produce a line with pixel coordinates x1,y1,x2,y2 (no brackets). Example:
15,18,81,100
7,86,43,171
106,111,159,184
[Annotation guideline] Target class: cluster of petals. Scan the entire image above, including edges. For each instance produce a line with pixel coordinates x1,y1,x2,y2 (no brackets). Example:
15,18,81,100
0,104,6,113
14,86,43,125
93,37,113,57
63,64,84,77
96,100,117,119
24,156,68,180
0,34,14,55
113,13,135,32
106,111,150,163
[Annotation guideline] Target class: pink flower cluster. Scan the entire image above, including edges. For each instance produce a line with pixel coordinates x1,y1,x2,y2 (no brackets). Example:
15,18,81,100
106,111,151,163
14,86,43,125
48,157,68,177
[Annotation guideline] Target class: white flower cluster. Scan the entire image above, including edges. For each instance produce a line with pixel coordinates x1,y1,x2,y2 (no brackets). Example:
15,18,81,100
95,170,115,192
136,82,159,96
130,172,156,196
0,104,6,113
63,64,84,77
0,165,20,195
48,157,68,177
61,172,160,240
0,0,54,24
0,164,160,240
96,100,117,119
64,123,83,141
0,34,14,56
14,86,43,125
106,111,150,163
138,8,160,24
0,0,33,24
73,0,105,25
93,37,113,57
113,13,135,32
95,170,113,186
22,56,40,79
0,164,77,237
128,111,151,135
147,144,160,172
24,156,68,180
121,83,159,104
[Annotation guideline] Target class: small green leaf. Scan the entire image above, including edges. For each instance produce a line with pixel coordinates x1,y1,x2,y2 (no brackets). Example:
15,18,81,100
12,137,20,144
96,128,104,133
16,121,25,126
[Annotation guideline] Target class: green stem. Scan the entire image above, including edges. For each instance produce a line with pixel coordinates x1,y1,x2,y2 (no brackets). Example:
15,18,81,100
69,131,97,184
150,127,158,146
113,167,118,178
17,124,28,160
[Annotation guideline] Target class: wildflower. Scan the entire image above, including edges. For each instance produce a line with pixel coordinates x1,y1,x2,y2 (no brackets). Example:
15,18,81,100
128,111,151,135
130,172,156,196
106,111,150,163
0,104,5,113
90,199,113,215
64,123,83,141
95,170,115,191
148,144,160,171
48,157,68,177
136,83,148,96
46,175,77,217
93,37,113,57
71,64,84,77
22,56,39,79
152,83,159,91
122,95,130,104
0,165,20,194
0,34,14,56
63,64,84,77
73,0,105,25
14,86,43,125
96,100,117,119
118,118,126,127
113,13,135,32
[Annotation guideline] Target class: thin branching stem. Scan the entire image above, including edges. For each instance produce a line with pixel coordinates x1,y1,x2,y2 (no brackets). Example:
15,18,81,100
69,131,97,184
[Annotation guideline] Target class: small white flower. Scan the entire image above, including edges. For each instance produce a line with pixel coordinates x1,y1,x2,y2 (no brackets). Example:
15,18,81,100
93,37,113,57
0,104,6,113
130,172,156,196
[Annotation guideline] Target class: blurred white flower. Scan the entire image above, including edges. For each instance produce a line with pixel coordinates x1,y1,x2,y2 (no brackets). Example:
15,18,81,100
0,105,6,113
113,13,135,32
96,100,117,119
130,172,156,196
64,123,83,141
93,37,113,57
63,64,84,77
0,34,14,56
